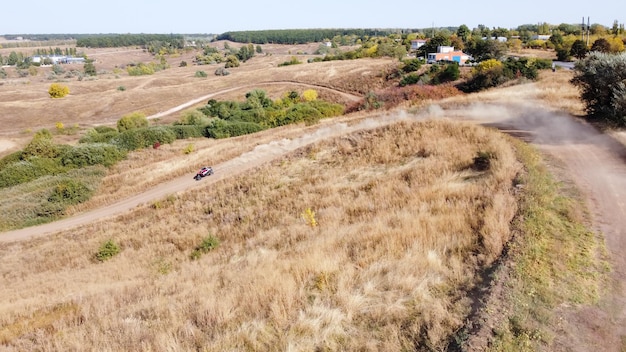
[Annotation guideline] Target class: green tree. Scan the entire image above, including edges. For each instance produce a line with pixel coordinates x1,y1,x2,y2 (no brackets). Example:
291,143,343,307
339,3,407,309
417,33,451,58
225,55,240,68
83,59,96,76
457,24,471,42
8,51,19,66
571,52,626,125
570,40,588,59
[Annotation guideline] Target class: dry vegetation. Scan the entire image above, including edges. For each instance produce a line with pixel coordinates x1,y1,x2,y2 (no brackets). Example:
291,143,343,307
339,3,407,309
0,118,522,351
0,42,614,351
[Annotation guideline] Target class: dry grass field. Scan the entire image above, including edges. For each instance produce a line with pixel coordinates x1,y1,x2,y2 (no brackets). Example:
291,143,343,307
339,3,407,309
0,42,621,351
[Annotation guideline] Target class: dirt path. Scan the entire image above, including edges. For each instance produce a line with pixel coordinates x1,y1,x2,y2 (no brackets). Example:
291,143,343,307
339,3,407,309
443,101,626,351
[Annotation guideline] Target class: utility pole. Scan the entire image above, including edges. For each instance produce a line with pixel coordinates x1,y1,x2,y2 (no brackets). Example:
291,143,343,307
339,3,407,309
587,17,590,46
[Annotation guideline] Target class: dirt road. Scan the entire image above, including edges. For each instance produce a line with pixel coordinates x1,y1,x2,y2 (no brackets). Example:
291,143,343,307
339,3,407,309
443,101,626,351
1,96,625,350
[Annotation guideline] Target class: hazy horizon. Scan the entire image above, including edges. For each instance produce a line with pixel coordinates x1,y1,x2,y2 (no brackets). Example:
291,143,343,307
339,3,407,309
1,0,623,35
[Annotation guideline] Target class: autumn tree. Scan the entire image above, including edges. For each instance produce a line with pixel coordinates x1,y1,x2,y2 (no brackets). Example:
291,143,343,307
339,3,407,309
591,38,611,53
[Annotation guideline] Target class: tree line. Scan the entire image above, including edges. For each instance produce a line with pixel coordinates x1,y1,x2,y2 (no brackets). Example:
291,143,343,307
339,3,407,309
76,34,185,51
216,29,405,44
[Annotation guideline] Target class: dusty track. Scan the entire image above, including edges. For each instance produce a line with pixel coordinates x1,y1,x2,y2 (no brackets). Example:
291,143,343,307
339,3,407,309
444,101,626,352
1,90,625,351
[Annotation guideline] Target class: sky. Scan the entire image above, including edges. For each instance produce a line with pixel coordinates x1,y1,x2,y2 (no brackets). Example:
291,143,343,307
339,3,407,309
1,0,624,35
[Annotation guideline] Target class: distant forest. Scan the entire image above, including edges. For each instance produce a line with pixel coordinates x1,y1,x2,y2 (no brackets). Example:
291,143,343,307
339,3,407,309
216,28,428,44
75,34,185,48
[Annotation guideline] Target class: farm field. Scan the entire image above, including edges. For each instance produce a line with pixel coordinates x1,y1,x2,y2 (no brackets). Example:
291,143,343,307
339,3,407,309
0,41,624,351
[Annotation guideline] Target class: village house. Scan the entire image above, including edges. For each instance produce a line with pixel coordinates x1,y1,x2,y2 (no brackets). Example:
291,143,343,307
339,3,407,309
31,55,85,65
410,39,428,51
426,46,472,65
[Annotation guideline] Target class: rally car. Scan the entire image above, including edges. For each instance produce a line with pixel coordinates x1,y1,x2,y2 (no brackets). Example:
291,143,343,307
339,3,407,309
194,166,214,180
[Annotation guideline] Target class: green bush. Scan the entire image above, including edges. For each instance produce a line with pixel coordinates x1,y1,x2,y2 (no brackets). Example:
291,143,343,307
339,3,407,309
0,157,67,188
47,179,92,204
95,240,121,262
571,52,626,126
169,125,207,139
23,134,62,159
402,58,423,73
94,126,118,134
60,143,127,167
176,109,211,126
190,235,220,260
399,73,421,87
285,103,322,125
206,120,265,139
117,112,148,132
278,56,302,67
111,126,177,151
307,100,345,117
79,130,119,144
0,150,23,169
438,63,460,83
195,70,208,78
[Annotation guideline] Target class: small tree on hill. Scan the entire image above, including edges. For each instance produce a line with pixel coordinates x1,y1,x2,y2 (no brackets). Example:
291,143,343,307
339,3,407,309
84,59,96,76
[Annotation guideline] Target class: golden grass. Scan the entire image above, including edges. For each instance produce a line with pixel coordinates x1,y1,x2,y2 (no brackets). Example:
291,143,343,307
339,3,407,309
0,119,521,350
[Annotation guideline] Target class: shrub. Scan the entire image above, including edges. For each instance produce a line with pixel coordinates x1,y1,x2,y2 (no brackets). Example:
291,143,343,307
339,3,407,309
224,55,240,68
302,89,318,102
195,70,207,78
571,52,626,126
278,56,302,67
399,73,421,86
127,63,155,76
176,109,210,126
94,126,117,134
117,112,148,132
169,125,206,139
48,83,70,98
79,129,119,144
22,136,62,159
206,120,265,139
183,144,194,154
214,67,230,76
95,240,120,262
60,143,127,167
307,100,345,117
111,126,177,151
47,179,92,204
190,235,220,260
117,86,126,91
438,63,460,83
402,58,423,73
0,157,68,188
